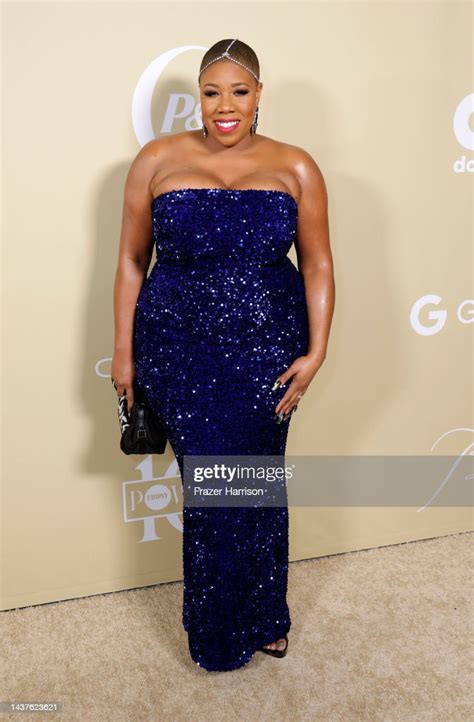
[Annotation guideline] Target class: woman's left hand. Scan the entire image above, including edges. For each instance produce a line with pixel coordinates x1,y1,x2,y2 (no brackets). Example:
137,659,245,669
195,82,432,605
273,354,325,419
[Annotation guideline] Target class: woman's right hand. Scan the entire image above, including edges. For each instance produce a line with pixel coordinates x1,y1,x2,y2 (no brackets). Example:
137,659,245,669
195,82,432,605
111,350,136,411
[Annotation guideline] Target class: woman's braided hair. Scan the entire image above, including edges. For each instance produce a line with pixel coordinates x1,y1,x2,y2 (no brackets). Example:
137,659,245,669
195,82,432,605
198,39,260,84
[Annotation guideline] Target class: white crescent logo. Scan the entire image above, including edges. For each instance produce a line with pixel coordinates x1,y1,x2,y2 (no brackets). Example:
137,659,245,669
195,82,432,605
453,92,474,151
132,45,208,145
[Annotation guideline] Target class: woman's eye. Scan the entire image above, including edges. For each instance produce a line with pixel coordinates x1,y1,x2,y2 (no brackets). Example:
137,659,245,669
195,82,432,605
203,90,249,97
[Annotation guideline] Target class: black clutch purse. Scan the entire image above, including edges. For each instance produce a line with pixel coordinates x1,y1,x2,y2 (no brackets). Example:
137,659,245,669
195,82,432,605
112,378,167,455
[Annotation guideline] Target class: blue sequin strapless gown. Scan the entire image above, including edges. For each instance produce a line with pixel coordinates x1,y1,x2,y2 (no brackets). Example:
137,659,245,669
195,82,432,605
133,188,309,672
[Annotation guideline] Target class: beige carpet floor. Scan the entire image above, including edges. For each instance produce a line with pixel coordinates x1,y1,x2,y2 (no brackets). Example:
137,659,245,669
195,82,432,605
1,532,472,722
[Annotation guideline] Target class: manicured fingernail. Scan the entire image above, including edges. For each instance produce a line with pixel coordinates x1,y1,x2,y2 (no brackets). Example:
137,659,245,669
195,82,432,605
271,379,282,391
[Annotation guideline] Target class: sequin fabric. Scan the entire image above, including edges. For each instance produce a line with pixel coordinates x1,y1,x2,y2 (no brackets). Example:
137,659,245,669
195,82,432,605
133,188,309,671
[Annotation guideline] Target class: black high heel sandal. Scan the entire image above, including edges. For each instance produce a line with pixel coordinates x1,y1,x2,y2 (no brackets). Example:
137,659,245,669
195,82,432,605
258,633,288,658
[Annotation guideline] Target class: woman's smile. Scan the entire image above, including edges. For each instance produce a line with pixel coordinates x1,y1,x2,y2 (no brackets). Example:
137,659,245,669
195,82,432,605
214,119,240,133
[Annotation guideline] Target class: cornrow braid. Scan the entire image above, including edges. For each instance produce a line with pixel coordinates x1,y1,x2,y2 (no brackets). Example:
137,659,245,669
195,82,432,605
198,38,260,83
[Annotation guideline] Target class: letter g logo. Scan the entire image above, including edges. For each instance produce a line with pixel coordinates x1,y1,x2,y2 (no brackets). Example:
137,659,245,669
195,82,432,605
410,295,447,336
410,294,474,335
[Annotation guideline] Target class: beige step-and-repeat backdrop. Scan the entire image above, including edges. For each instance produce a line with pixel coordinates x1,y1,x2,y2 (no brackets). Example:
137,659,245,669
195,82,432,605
2,2,472,610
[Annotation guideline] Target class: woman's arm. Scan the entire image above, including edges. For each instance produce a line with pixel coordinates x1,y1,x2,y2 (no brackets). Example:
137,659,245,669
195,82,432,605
111,140,162,407
274,147,335,419
293,148,334,364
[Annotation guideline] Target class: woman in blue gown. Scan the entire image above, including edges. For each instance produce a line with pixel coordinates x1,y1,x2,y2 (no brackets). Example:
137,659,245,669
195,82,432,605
112,38,334,672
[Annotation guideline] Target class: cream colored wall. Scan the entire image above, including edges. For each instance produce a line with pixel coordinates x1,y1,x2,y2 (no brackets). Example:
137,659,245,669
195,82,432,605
2,2,472,610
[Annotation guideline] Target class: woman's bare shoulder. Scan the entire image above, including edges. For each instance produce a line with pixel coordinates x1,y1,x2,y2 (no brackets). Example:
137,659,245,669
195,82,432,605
258,134,312,156
275,139,323,174
258,135,325,199
142,131,200,164
280,140,326,197
128,133,193,190
133,132,187,162
259,134,321,170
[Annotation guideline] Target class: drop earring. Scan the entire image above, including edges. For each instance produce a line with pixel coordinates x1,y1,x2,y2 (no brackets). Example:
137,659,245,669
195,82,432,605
250,105,259,135
202,123,208,138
